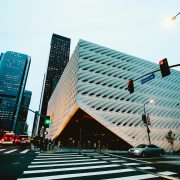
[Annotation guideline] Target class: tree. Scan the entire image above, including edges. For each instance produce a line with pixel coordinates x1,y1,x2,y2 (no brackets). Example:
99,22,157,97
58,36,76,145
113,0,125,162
165,130,176,152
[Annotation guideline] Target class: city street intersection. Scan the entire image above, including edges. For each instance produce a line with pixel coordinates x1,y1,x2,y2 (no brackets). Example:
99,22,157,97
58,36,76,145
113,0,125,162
0,146,179,179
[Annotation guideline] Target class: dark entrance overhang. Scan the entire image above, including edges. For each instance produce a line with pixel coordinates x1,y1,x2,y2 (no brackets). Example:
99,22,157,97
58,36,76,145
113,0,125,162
55,108,132,150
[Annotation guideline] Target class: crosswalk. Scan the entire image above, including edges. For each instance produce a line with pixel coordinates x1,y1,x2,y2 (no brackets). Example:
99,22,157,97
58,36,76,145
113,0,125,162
17,152,178,180
0,148,36,154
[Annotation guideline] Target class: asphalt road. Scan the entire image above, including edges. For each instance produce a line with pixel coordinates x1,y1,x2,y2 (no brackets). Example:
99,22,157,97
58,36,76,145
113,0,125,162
0,145,37,180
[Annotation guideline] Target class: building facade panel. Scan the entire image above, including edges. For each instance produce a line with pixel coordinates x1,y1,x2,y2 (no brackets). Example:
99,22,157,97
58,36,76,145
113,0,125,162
47,40,180,152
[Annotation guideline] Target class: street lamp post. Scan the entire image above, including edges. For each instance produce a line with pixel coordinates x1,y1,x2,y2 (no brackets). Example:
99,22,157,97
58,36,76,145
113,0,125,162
171,12,180,21
143,100,154,145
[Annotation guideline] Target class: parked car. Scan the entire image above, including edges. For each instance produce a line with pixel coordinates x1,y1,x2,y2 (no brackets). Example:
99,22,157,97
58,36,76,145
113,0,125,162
0,133,16,145
15,135,30,145
128,144,165,157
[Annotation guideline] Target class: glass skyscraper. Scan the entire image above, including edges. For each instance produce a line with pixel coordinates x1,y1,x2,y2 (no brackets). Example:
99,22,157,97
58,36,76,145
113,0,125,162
0,51,31,132
38,34,71,133
16,90,32,135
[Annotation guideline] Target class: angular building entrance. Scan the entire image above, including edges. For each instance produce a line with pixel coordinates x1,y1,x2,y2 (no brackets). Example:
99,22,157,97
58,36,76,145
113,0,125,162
56,109,132,150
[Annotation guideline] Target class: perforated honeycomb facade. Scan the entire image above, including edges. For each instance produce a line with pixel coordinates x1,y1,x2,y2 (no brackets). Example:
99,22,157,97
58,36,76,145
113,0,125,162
47,40,180,152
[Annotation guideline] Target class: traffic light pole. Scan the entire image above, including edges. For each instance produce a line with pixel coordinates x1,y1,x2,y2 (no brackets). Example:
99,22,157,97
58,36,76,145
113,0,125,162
0,101,46,135
143,103,151,145
133,64,180,82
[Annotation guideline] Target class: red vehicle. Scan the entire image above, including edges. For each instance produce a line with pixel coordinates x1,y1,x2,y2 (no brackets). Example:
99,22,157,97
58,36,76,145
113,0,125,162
15,135,30,145
0,133,15,145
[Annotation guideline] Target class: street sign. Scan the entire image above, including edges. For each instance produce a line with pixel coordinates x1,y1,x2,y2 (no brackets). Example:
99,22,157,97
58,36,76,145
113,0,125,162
141,73,155,84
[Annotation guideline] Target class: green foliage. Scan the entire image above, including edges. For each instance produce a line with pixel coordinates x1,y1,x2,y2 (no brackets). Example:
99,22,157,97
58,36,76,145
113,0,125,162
165,130,176,152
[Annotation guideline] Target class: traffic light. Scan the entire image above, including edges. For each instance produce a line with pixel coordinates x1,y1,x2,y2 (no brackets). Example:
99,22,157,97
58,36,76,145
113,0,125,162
159,58,170,77
44,116,51,128
127,80,134,94
142,114,147,124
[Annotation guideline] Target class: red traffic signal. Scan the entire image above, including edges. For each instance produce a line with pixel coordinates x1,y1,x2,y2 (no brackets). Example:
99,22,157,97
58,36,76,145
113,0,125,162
159,58,170,77
127,80,134,94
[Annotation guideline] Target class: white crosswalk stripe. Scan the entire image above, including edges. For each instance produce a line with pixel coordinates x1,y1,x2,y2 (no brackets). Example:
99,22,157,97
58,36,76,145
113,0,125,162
18,169,135,180
103,174,158,180
31,158,98,164
38,152,79,156
0,148,32,154
4,149,18,154
0,149,6,152
158,171,177,176
37,154,83,157
138,166,156,170
28,160,107,168
34,156,89,160
17,152,178,180
20,149,30,154
24,164,120,174
110,160,127,163
123,162,140,166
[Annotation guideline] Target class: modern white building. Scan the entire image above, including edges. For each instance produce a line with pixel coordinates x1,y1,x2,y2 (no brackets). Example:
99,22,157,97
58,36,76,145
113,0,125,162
46,40,180,152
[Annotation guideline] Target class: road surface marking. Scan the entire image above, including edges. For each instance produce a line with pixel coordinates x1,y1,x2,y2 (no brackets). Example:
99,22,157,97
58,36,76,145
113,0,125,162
37,154,84,158
123,163,140,166
0,149,6,152
24,164,120,174
102,158,119,160
104,152,151,164
28,160,107,168
110,160,127,163
34,156,89,161
4,149,18,154
138,166,155,170
103,174,158,180
158,171,177,176
31,158,98,164
91,155,110,158
18,168,135,180
39,152,79,155
20,149,30,154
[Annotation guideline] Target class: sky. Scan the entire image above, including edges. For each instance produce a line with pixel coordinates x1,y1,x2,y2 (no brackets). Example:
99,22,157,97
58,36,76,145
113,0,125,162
0,0,180,135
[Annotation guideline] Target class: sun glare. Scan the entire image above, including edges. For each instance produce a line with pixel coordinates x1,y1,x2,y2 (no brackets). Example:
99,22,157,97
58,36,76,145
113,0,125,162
163,16,176,28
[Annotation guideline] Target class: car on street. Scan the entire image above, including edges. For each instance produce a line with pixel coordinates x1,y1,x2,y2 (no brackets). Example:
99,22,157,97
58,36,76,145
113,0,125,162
15,135,30,145
0,132,16,145
128,144,165,157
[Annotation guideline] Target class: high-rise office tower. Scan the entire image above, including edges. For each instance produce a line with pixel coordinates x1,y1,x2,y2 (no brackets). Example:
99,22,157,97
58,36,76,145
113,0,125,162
38,34,71,132
16,90,32,135
0,51,31,132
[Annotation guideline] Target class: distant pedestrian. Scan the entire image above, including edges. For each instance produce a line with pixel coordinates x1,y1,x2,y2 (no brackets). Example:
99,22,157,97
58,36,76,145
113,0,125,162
51,139,55,149
48,139,51,150
44,138,48,150
58,140,61,148
40,138,44,151
94,142,97,151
